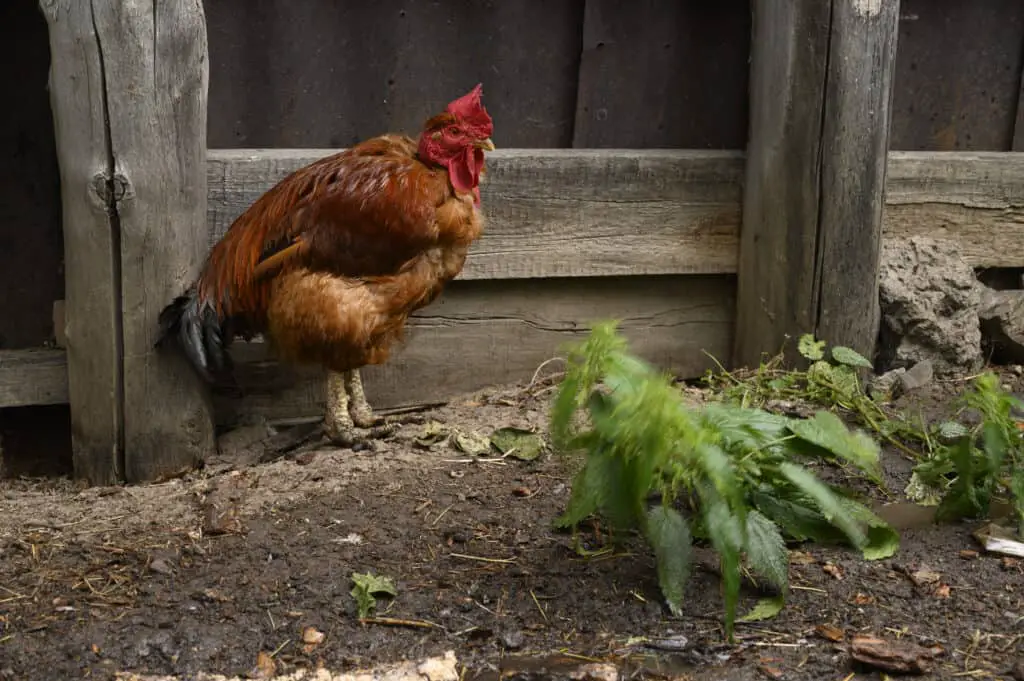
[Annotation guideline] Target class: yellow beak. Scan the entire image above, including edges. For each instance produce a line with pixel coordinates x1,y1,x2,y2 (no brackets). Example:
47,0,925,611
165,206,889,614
475,137,496,151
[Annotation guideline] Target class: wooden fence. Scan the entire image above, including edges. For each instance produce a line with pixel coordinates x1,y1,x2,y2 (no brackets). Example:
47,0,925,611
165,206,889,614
3,0,1024,484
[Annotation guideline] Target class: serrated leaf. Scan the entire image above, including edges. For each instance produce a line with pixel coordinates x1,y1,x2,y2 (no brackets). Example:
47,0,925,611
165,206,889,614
830,346,873,369
737,595,785,623
806,360,834,384
744,510,789,594
787,411,882,481
937,420,970,441
350,572,397,619
751,491,844,543
491,427,544,461
778,463,867,548
645,505,693,617
798,334,825,361
702,487,744,640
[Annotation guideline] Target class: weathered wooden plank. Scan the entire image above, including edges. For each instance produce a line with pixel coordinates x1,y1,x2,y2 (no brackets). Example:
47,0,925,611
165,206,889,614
571,0,749,149
39,0,124,485
0,2,63,349
90,0,216,483
206,148,744,279
816,0,900,359
204,1,584,149
891,0,1024,151
885,152,1024,267
214,275,736,426
0,349,68,409
733,0,832,368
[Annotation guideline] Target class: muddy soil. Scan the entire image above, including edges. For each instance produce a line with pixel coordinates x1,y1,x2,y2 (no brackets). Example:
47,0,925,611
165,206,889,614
1,376,1023,680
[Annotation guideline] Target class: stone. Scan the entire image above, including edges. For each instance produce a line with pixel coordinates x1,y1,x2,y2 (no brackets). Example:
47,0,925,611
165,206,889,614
979,289,1024,365
898,359,934,394
878,237,983,376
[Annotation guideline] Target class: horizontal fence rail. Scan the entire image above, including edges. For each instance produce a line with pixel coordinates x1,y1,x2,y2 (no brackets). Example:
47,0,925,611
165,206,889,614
5,148,1024,422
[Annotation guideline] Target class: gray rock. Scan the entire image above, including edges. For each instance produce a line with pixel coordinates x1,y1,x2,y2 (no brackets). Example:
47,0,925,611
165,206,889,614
878,237,983,376
898,359,934,394
979,288,1024,365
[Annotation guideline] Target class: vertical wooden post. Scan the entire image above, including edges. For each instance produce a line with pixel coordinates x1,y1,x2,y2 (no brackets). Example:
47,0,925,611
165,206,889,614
734,0,900,368
40,0,215,484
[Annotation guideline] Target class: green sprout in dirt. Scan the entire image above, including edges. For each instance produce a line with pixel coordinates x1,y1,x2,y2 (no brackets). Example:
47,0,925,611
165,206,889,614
549,322,899,640
910,372,1024,535
703,334,931,460
350,571,397,619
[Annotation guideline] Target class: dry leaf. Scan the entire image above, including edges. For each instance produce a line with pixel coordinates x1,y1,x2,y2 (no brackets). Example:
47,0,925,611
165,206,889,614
822,562,844,580
302,626,325,645
254,650,276,680
908,569,941,587
816,624,845,642
850,592,876,606
933,584,951,599
789,551,817,565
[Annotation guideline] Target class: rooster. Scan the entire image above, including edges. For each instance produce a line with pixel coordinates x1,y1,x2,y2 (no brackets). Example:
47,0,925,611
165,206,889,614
159,84,495,448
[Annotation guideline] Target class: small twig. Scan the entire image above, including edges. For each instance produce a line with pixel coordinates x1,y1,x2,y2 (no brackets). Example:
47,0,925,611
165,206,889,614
449,552,516,564
359,616,441,629
430,505,454,527
530,589,549,623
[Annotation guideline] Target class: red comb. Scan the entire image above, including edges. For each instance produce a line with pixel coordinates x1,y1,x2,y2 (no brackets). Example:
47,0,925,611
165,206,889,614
446,83,493,135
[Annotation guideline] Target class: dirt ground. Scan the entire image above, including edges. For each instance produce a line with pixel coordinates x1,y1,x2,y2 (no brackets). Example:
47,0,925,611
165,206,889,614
2,374,1023,681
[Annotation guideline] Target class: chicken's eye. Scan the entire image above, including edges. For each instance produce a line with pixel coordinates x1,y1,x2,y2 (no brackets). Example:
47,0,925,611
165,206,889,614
447,126,461,136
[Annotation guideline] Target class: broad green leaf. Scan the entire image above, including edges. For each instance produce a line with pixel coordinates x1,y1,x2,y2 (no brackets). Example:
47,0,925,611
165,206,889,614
737,595,785,623
935,438,990,522
751,490,843,543
778,462,867,548
787,411,882,481
798,334,825,361
830,346,873,369
835,497,900,560
350,572,397,619
744,510,789,594
490,427,544,461
555,442,619,529
645,505,693,616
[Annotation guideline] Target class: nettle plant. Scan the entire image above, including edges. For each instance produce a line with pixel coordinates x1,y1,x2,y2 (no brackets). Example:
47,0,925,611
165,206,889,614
549,322,898,638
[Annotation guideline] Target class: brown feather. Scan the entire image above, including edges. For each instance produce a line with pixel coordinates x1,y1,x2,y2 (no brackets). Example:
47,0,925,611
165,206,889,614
193,131,485,374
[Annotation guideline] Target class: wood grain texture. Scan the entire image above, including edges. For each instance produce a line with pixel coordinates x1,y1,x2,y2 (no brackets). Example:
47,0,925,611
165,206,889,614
0,349,67,408
816,0,900,358
572,0,749,149
733,0,832,368
39,0,123,484
214,276,736,426
890,0,1024,152
94,0,216,482
884,152,1024,267
206,148,744,279
204,0,585,149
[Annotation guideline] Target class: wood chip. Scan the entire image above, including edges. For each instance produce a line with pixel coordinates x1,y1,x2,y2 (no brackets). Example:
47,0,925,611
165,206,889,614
849,635,942,675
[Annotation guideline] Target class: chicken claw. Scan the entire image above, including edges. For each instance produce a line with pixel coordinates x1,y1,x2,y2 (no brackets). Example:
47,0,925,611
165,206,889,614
323,370,398,449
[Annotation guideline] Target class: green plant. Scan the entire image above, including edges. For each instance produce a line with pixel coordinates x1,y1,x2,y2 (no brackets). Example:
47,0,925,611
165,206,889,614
350,572,397,619
550,322,899,640
703,334,932,460
910,372,1024,534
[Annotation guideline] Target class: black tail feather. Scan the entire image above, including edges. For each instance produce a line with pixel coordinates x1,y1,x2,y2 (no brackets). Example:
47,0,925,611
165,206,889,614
157,288,234,385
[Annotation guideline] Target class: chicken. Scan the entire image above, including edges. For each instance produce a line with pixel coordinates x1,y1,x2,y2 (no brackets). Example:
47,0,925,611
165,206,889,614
158,84,495,448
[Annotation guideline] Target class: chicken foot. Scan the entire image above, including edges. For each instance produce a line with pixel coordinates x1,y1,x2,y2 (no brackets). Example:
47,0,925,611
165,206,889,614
323,369,422,448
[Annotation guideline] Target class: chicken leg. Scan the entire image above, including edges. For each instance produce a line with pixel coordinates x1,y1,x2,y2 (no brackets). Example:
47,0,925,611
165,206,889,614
323,369,417,448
